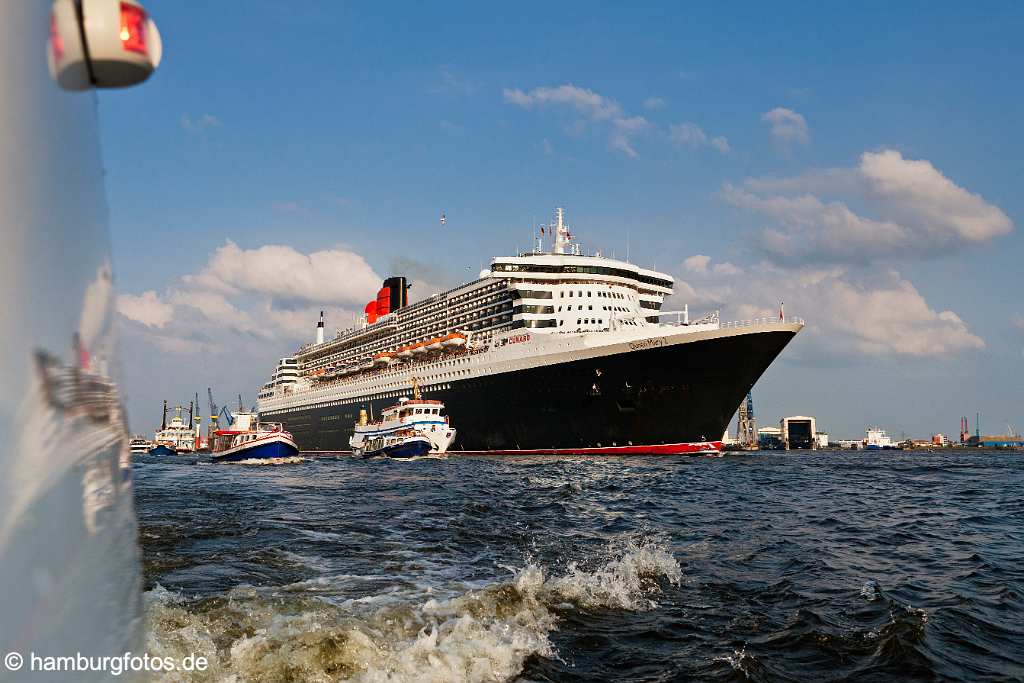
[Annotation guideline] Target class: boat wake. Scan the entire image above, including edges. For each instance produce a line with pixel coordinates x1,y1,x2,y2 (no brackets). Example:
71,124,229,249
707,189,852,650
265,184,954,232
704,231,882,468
144,537,681,682
222,456,306,466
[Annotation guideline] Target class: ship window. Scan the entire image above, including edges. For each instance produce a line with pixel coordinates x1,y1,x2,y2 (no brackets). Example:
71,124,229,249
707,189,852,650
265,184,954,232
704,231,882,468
588,291,592,297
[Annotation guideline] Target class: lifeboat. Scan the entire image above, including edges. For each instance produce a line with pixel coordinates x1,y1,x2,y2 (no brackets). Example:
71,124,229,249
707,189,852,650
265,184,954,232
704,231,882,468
396,348,414,359
426,338,444,352
373,352,394,366
411,343,427,355
359,360,375,371
442,332,467,348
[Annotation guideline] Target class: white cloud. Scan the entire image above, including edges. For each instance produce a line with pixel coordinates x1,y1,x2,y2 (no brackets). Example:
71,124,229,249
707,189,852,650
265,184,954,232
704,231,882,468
858,150,1012,243
503,84,650,157
669,122,730,154
683,254,711,273
427,67,476,96
724,149,1013,263
1015,315,1024,333
117,290,174,329
181,113,221,133
118,241,387,356
643,97,666,110
184,240,380,307
502,84,623,120
761,107,809,145
673,260,984,358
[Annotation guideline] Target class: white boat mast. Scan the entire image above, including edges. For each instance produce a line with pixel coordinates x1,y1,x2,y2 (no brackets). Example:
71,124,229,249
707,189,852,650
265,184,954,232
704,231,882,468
550,207,581,255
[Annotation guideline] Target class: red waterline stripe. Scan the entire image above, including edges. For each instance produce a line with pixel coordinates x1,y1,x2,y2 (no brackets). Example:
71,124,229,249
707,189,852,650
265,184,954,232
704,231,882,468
450,442,724,456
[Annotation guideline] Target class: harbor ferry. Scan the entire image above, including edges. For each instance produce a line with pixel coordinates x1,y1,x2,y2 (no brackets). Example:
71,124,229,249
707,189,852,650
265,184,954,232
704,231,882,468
349,379,456,458
258,208,803,455
210,410,299,462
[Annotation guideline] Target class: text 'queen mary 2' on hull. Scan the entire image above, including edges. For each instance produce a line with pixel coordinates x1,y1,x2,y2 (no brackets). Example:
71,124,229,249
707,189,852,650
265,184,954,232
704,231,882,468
258,209,803,454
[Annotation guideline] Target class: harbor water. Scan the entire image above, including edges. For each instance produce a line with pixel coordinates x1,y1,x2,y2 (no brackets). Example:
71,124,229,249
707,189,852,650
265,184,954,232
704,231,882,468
136,451,1024,682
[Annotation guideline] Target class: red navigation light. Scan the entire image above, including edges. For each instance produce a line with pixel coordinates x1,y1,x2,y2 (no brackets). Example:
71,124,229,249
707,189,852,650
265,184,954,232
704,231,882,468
119,2,148,55
49,11,65,63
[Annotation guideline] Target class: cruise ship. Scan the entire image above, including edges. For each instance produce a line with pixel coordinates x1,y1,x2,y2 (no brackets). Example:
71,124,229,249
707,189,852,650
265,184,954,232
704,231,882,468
258,209,804,454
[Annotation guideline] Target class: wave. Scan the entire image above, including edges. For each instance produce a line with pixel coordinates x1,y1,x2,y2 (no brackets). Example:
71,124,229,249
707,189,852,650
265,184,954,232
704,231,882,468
223,456,306,466
145,536,681,682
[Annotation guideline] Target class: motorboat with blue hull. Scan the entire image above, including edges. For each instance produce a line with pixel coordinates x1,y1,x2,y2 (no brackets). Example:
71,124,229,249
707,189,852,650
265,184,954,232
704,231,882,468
359,434,433,459
349,382,456,458
147,444,176,456
210,410,299,462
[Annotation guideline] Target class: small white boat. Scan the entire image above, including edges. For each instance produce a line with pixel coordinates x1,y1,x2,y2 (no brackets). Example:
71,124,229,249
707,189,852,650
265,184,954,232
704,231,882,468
128,436,153,454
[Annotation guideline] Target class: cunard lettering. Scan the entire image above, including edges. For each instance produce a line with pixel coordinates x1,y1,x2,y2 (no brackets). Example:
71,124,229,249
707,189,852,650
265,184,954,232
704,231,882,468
495,334,531,348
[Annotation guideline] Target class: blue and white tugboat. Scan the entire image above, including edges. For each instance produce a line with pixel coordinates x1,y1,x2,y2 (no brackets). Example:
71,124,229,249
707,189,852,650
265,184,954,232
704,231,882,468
349,379,456,459
210,410,299,462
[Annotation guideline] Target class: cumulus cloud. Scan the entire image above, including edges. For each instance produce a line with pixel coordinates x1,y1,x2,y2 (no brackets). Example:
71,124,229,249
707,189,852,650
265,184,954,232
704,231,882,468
761,107,809,145
673,258,984,358
643,97,666,110
669,122,730,154
117,290,174,329
118,241,387,356
683,254,711,273
858,150,1012,242
724,150,1013,263
503,84,623,120
183,240,380,307
503,83,652,157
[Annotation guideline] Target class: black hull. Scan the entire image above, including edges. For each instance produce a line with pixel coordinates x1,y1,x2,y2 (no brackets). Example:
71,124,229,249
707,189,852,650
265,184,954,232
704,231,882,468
265,330,797,452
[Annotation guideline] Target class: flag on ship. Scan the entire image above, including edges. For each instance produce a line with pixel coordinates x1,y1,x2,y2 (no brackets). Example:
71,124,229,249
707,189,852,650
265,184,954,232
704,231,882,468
779,301,785,321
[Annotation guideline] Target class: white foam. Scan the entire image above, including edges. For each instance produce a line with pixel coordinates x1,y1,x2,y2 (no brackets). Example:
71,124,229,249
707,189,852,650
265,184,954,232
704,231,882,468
223,456,305,466
145,537,683,682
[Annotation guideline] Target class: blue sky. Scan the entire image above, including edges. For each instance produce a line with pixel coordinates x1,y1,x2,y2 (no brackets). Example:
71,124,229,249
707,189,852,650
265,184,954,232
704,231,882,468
102,1,1023,439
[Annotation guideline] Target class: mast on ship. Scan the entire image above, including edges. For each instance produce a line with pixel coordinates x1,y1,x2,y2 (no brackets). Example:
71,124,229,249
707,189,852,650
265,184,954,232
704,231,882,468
549,207,580,256
552,207,569,254
316,310,325,345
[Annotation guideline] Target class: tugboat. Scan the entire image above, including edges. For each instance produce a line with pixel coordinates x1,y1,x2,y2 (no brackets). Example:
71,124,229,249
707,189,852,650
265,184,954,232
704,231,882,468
210,410,299,462
349,378,456,458
149,401,197,455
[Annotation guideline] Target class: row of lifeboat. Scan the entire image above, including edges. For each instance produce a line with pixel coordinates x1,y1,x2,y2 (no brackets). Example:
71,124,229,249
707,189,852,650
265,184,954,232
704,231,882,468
315,332,467,381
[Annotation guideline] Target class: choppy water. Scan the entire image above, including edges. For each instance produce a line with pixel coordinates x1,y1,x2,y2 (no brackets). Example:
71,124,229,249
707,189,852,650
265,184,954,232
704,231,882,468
134,451,1024,682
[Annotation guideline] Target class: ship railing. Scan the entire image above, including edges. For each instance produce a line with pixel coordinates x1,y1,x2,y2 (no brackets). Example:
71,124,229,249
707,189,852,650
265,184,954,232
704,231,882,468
720,316,805,328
